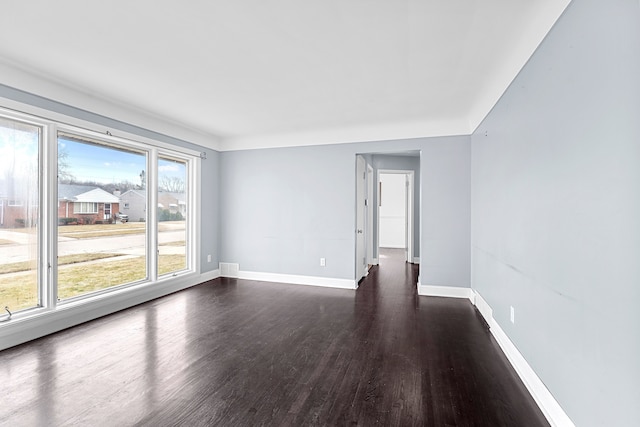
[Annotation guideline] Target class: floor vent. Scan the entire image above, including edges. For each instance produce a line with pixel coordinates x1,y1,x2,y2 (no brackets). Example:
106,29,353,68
220,262,239,278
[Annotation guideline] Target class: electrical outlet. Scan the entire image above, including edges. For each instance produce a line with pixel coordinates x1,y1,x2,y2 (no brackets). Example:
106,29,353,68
320,257,326,267
207,254,212,263
510,306,515,324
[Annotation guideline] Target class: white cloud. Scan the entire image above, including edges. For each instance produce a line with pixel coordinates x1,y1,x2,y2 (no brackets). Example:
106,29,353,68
158,164,179,172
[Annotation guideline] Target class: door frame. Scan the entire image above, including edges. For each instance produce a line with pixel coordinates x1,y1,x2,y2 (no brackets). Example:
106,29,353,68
377,169,414,263
355,155,368,282
366,164,374,266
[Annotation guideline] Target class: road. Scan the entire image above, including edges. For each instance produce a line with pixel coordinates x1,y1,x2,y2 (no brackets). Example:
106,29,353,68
0,228,186,265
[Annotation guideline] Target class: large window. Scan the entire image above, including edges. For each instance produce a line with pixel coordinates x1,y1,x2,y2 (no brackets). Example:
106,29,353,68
0,106,198,319
158,156,188,276
57,133,149,301
0,115,41,313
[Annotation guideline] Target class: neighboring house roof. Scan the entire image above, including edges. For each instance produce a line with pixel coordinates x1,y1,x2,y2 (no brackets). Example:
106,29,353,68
58,184,120,203
120,189,146,199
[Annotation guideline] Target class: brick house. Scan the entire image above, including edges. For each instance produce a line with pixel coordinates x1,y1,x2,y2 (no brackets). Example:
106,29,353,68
58,184,121,224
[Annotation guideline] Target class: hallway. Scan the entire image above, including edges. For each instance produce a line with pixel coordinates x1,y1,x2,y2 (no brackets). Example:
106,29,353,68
0,250,547,426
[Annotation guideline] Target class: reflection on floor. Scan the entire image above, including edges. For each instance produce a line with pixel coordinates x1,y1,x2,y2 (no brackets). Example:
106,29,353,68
0,248,548,426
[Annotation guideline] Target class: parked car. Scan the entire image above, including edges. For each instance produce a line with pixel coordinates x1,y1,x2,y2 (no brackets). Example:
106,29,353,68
116,213,128,223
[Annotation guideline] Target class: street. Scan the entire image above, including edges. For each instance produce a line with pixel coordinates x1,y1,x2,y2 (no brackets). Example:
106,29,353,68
0,226,186,265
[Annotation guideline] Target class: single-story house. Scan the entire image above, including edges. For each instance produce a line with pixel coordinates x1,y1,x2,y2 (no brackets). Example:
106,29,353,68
118,189,146,222
58,184,121,224
120,189,186,222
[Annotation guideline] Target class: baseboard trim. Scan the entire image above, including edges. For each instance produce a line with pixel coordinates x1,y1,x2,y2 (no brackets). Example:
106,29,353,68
412,257,420,264
418,284,474,301
200,268,221,282
236,270,357,290
473,291,575,427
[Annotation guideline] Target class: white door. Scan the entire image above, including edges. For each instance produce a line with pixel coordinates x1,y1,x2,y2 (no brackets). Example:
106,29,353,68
356,155,367,282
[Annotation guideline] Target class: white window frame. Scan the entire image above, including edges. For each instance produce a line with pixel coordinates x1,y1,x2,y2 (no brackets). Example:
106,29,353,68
0,109,48,313
0,102,202,323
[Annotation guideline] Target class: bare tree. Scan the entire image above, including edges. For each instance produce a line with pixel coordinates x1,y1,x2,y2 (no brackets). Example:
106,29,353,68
159,175,185,193
57,143,75,182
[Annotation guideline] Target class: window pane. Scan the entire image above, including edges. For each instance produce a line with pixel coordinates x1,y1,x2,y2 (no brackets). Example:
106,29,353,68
57,133,147,300
158,157,187,276
0,116,40,313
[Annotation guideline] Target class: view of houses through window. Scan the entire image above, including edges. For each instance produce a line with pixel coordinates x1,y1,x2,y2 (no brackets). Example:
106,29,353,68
0,116,40,312
157,156,188,276
57,134,149,300
0,110,194,316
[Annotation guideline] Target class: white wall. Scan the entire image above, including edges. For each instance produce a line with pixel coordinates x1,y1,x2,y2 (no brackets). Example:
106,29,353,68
379,173,406,248
471,0,640,425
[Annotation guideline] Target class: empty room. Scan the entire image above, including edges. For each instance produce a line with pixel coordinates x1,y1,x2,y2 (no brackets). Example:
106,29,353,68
0,1,638,426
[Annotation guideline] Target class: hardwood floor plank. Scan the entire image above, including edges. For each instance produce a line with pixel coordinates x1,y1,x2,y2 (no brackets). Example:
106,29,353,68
0,249,548,426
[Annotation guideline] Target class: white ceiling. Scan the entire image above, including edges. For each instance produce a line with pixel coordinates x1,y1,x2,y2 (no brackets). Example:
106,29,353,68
0,0,570,151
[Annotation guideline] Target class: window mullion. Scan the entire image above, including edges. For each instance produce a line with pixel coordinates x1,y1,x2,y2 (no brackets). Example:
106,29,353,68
44,123,58,309
148,148,158,282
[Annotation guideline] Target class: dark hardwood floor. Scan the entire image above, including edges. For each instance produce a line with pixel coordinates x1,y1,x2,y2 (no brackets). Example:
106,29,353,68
0,249,548,426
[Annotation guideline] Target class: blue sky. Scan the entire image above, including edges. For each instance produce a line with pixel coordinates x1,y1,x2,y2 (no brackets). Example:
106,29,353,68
59,138,146,184
58,138,185,185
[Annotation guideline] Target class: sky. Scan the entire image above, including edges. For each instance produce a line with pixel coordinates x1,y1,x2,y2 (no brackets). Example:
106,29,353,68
59,138,185,185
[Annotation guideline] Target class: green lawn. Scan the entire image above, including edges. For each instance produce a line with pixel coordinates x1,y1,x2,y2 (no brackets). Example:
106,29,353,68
7,221,185,239
0,255,187,312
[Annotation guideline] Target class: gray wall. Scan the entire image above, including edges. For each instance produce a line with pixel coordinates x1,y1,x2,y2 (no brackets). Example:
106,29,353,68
471,1,640,425
0,84,220,273
220,136,470,287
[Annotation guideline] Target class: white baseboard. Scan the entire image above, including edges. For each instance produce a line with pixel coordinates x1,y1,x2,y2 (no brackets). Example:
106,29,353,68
412,257,420,264
200,268,221,282
418,284,474,301
473,291,575,427
236,270,357,290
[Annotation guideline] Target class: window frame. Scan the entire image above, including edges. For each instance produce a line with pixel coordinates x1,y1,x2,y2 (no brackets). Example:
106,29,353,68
73,202,98,214
0,103,201,321
0,109,47,314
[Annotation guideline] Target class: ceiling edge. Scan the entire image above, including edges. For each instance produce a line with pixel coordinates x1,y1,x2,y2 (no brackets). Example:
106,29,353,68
219,118,472,152
0,58,222,151
466,0,573,134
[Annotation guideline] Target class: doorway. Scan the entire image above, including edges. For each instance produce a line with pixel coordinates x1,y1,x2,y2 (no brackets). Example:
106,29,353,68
378,170,414,263
355,152,420,285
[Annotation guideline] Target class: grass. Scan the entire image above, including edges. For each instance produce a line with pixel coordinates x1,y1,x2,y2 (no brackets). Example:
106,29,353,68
0,253,122,275
58,222,146,239
8,221,185,239
0,255,186,312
